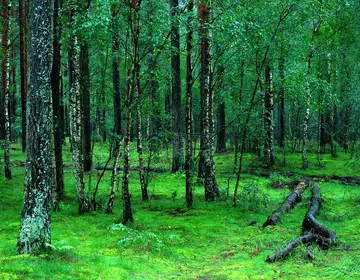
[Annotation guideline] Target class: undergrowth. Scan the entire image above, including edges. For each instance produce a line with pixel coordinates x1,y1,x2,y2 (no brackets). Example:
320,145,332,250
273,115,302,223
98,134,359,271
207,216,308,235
0,143,359,279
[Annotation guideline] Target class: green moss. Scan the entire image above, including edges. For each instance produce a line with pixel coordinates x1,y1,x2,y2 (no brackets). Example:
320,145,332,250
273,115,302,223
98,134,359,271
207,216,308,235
1,142,360,278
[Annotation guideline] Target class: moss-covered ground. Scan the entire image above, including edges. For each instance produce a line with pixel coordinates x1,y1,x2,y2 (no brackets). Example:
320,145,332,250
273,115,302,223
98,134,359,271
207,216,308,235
0,142,360,279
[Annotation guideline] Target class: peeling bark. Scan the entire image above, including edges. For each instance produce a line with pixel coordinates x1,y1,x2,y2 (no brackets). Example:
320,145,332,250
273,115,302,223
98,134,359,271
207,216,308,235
2,0,11,179
112,5,122,146
170,0,183,173
69,29,90,214
263,60,275,168
302,22,321,170
19,0,28,151
106,143,122,214
266,184,337,262
17,0,53,254
198,0,218,201
263,180,308,228
185,0,194,208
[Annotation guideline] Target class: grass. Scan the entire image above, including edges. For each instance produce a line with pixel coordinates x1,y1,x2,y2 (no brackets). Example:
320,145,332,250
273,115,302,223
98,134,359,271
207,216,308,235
0,141,360,279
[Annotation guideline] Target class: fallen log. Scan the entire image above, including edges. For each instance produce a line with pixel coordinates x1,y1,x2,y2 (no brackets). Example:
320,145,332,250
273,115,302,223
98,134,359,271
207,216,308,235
302,184,338,246
266,233,330,262
262,180,309,228
266,183,338,262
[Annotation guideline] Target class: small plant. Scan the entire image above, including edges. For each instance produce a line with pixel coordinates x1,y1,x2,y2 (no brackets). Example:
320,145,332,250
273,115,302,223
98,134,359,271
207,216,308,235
218,186,229,200
111,224,164,252
237,182,269,211
269,173,292,189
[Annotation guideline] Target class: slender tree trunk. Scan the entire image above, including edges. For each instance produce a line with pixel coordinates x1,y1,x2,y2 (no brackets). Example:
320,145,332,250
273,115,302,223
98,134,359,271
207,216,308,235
135,63,148,201
9,39,16,142
216,66,226,153
51,0,65,202
96,46,109,143
185,0,194,208
198,0,218,201
106,143,121,214
122,0,143,224
263,60,275,168
170,0,183,173
112,5,122,146
216,103,227,153
317,89,322,166
233,60,245,173
343,103,350,153
17,0,52,254
80,42,92,171
50,115,59,211
277,47,285,148
302,22,321,170
328,54,336,158
69,30,90,214
146,4,161,143
2,0,11,179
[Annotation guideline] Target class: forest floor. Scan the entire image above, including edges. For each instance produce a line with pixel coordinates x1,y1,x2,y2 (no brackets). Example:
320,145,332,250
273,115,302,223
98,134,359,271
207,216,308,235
0,142,360,279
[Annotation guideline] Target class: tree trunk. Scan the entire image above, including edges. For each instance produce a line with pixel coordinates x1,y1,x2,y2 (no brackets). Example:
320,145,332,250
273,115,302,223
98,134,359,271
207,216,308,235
51,0,65,200
17,0,53,254
96,46,109,144
112,5,122,145
69,31,90,214
277,47,285,148
263,180,308,228
80,42,92,171
170,0,183,173
146,3,161,144
2,0,11,179
216,103,226,153
121,1,143,224
185,0,194,208
317,92,322,166
263,61,275,168
106,143,121,214
135,63,148,202
215,64,226,154
198,0,218,201
302,22,321,170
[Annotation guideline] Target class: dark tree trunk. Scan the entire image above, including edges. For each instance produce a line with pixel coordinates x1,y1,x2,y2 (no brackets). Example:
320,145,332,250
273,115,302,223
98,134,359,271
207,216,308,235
122,0,143,224
134,60,148,201
343,103,350,153
67,49,73,141
80,42,92,171
17,0,53,254
216,103,227,153
263,61,275,168
112,6,122,144
19,0,28,151
170,0,183,173
266,184,337,262
2,0,11,179
198,0,218,201
96,46,109,144
147,55,161,142
185,0,194,208
51,0,65,204
146,4,161,143
277,47,285,148
263,180,308,228
216,63,226,153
